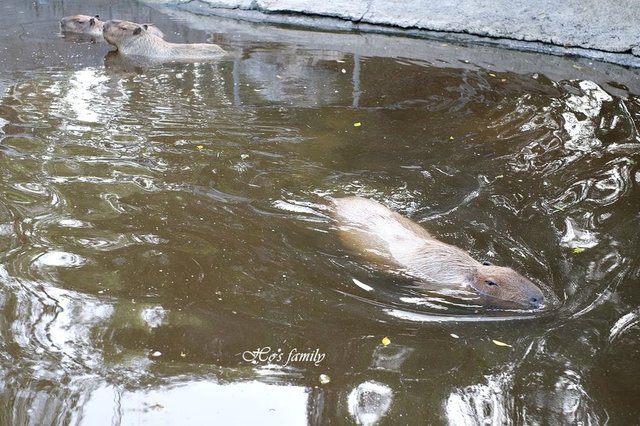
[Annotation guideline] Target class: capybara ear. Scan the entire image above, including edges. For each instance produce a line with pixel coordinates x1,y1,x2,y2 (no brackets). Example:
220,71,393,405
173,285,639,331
89,18,95,26
142,24,148,30
133,26,142,35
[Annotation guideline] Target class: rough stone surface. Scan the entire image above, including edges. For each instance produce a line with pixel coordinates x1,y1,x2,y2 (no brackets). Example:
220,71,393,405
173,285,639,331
143,0,640,65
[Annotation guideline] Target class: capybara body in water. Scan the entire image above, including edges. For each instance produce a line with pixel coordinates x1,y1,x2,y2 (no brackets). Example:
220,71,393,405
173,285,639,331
333,197,545,309
102,20,225,61
60,15,164,39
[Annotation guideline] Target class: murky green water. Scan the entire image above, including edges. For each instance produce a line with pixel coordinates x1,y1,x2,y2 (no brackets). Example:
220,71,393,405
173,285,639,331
1,0,639,424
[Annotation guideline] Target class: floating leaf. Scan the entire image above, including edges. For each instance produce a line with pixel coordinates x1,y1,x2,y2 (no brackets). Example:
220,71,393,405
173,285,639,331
450,333,460,339
381,336,391,346
492,339,512,347
489,73,497,78
573,247,586,254
353,122,362,127
240,154,249,160
319,374,331,384
196,145,204,150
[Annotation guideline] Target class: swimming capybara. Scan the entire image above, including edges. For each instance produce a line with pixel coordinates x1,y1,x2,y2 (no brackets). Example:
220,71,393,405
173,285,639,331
60,15,164,39
333,197,545,309
60,15,103,36
102,20,225,61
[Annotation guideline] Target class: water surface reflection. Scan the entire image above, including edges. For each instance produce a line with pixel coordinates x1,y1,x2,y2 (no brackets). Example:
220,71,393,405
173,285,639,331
0,0,639,423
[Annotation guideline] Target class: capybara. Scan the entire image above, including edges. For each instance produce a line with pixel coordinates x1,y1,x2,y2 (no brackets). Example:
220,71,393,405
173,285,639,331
102,20,225,61
333,197,545,309
60,15,164,39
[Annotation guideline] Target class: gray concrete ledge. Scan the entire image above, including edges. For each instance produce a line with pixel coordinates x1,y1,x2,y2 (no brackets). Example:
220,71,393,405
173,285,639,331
142,0,640,67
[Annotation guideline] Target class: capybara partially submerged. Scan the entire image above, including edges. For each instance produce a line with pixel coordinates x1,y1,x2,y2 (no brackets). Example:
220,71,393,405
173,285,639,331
333,197,545,309
103,20,226,61
60,15,164,39
60,15,103,36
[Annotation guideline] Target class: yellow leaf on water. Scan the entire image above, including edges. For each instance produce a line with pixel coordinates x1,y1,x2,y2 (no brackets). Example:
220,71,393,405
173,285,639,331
573,247,586,254
381,336,391,346
319,374,331,384
492,339,512,347
489,73,497,78
353,122,362,127
196,145,204,150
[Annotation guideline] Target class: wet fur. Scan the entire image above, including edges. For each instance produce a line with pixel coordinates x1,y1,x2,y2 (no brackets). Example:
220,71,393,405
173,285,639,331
103,20,225,60
60,15,103,36
333,197,545,309
61,15,164,39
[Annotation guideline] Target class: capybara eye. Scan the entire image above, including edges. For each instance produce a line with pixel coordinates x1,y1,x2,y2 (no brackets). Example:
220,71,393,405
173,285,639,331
485,279,497,286
482,261,492,266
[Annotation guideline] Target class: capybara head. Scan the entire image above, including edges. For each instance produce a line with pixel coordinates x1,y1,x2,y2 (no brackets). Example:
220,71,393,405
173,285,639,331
471,263,545,309
103,20,143,46
60,15,102,35
103,20,164,47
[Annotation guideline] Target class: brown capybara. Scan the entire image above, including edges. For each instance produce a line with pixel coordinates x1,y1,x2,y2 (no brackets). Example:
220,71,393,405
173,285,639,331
60,15,164,39
102,20,225,61
333,197,545,309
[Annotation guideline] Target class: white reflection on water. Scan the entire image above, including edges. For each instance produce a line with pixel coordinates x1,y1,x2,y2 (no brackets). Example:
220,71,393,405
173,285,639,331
385,309,540,323
51,68,111,124
562,80,612,153
445,369,607,425
44,285,114,369
559,217,599,249
608,307,640,343
32,250,86,267
141,305,168,329
347,381,394,426
0,223,12,236
78,380,309,426
445,371,513,426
